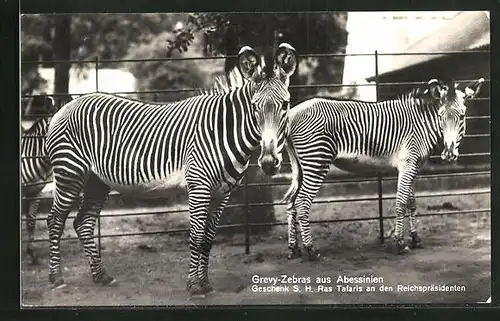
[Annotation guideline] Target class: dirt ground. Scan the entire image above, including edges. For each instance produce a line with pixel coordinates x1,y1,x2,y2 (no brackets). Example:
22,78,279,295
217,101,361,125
21,190,490,306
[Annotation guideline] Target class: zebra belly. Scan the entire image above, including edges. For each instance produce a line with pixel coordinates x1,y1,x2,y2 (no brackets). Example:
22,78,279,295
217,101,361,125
333,156,395,173
22,171,51,197
333,149,408,174
93,167,187,199
22,184,47,198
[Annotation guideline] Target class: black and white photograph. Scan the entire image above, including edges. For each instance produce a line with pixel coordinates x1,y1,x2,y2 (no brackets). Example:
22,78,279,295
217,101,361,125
20,11,491,306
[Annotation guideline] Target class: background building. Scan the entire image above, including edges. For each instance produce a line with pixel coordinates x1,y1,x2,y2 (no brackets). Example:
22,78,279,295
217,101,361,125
343,11,490,165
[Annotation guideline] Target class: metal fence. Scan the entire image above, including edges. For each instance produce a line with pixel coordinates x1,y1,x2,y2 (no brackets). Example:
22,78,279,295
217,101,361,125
21,50,491,255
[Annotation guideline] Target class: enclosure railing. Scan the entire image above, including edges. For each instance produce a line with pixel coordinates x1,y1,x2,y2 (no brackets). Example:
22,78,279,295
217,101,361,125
20,50,491,255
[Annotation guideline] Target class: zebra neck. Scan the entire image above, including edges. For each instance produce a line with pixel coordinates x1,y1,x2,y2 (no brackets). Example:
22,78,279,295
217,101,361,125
217,85,261,166
416,103,442,153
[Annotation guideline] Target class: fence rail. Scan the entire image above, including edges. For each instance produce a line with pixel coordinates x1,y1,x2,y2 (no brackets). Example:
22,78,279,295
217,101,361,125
20,49,490,65
21,169,491,253
21,191,491,245
19,151,492,162
20,167,492,190
21,84,492,100
20,49,491,255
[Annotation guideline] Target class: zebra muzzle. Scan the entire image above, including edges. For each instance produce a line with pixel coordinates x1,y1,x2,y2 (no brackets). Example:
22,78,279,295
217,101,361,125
258,153,282,176
441,148,458,162
441,140,459,162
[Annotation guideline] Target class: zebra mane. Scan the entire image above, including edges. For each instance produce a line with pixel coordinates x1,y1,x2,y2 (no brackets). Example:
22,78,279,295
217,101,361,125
21,94,70,138
293,84,443,111
403,87,443,110
200,67,248,96
21,117,50,137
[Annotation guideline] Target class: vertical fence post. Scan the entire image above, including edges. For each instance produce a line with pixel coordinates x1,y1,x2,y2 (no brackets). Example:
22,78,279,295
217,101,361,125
374,50,385,244
95,56,102,258
377,173,384,244
95,56,99,92
374,50,379,101
243,174,250,254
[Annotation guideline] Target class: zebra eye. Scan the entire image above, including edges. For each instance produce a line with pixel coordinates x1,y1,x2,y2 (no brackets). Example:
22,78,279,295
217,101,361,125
281,101,290,111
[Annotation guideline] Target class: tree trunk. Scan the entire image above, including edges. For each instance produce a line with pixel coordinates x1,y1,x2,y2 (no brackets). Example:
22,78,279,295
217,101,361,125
290,60,300,105
219,164,277,235
218,22,278,234
224,24,239,75
53,15,71,105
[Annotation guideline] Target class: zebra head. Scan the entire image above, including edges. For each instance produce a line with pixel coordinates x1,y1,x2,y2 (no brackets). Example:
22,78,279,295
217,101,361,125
426,78,485,162
237,43,297,176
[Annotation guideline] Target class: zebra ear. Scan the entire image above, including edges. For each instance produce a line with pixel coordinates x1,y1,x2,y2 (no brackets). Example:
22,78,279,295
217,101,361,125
464,78,485,99
44,96,55,112
275,43,297,79
237,46,260,80
427,78,448,102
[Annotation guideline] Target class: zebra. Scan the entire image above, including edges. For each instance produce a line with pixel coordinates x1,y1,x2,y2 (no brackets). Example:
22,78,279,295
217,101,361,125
281,78,485,259
21,96,56,265
43,43,297,298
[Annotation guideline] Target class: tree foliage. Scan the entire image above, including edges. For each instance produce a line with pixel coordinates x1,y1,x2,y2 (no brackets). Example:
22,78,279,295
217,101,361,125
20,14,189,99
21,12,348,103
69,13,189,65
22,13,187,65
124,32,212,102
21,12,349,231
20,15,52,97
178,12,349,100
184,13,347,56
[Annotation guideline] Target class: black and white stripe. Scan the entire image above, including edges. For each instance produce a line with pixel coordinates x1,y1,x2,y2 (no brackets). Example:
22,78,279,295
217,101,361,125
44,43,297,298
21,117,52,265
282,78,483,259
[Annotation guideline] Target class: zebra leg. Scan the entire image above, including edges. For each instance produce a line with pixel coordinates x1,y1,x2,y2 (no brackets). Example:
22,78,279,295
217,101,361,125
26,199,41,265
286,202,301,259
186,185,212,298
296,196,321,261
73,173,114,286
198,192,230,294
294,156,332,261
388,162,418,255
47,168,86,289
383,215,396,240
407,184,423,249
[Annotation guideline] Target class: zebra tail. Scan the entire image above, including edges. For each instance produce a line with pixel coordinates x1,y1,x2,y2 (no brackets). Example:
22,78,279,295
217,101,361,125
281,136,301,204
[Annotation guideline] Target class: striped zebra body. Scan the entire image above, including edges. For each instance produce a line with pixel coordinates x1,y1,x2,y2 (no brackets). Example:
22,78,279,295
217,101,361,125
48,90,258,196
21,117,52,265
45,44,298,298
283,78,485,259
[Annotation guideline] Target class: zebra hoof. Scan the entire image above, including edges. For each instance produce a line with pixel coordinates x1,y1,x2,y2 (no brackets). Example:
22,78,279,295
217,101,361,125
398,245,410,255
103,278,118,286
52,283,67,290
301,247,320,262
201,283,214,295
287,246,301,259
93,273,117,286
188,283,207,300
386,239,410,255
51,278,67,290
188,293,207,300
49,273,66,290
409,233,423,249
